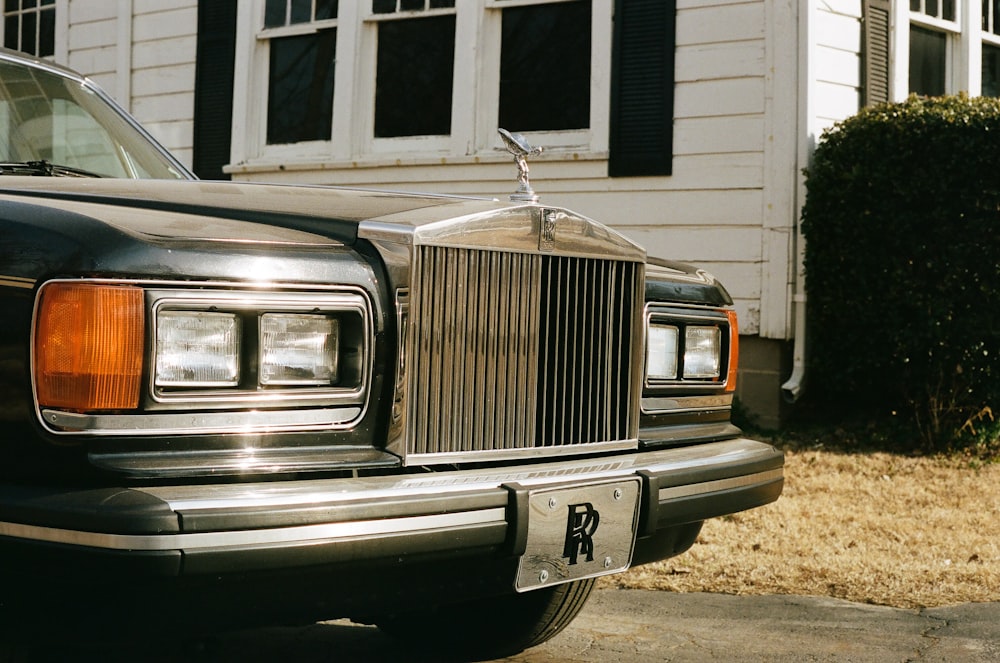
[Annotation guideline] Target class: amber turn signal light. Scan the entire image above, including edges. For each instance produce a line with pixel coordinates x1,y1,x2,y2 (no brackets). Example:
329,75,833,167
725,309,739,392
35,283,144,411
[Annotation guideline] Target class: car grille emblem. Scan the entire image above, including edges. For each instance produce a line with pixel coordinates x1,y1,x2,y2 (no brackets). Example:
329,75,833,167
540,208,557,252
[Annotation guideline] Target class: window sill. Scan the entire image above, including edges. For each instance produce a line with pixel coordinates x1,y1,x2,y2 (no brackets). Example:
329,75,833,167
225,149,610,177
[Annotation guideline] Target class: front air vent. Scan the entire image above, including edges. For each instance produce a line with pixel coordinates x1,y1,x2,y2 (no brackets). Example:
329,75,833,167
405,245,641,462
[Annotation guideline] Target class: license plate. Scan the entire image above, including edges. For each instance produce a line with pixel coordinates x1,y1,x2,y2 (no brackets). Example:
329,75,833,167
515,478,640,592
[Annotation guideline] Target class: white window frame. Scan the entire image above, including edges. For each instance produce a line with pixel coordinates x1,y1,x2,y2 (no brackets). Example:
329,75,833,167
0,0,63,59
231,0,611,171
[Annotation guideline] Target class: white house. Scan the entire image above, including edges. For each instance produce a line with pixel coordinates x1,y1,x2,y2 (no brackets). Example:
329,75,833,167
9,0,995,427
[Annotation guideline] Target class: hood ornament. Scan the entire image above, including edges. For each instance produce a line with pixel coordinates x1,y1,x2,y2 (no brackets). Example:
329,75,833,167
499,128,543,203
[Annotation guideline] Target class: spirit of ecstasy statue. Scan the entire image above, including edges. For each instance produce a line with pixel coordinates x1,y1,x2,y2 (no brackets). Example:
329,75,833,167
498,128,543,202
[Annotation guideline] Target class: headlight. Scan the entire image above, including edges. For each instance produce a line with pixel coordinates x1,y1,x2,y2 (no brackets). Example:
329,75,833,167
644,307,738,392
155,311,240,387
683,326,721,378
260,313,339,386
645,324,679,380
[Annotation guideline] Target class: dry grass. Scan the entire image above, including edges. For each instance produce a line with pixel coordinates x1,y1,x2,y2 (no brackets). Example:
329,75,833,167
607,449,1000,608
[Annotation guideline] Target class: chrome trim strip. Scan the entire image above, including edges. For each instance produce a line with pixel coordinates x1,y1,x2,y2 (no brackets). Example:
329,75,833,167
0,508,507,552
404,438,638,466
641,393,734,415
658,469,785,500
144,438,776,510
42,406,363,435
0,275,35,289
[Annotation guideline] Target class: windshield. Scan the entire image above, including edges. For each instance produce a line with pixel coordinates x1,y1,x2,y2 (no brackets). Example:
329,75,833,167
0,60,188,179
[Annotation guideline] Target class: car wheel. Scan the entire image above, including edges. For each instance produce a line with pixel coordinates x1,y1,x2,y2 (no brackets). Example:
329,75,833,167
373,578,596,660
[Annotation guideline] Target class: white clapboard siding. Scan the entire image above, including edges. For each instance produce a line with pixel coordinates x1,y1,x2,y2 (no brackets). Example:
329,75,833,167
128,2,196,164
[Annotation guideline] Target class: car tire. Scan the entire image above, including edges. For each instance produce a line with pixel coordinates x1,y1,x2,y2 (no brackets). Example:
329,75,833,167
373,577,596,660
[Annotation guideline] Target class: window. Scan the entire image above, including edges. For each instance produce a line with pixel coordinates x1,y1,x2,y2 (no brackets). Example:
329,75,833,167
263,0,338,145
910,0,955,22
3,0,55,57
498,0,591,133
984,43,1000,96
910,25,947,95
907,0,957,96
372,2,456,138
235,1,616,168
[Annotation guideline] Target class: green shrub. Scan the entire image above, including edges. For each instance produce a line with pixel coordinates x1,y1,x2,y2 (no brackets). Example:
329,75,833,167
801,94,1000,451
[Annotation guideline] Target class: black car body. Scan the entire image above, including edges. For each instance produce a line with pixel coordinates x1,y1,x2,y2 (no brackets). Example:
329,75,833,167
0,49,782,657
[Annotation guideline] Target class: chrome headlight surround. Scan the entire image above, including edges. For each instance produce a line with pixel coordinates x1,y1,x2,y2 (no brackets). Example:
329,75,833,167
643,304,737,393
34,279,374,437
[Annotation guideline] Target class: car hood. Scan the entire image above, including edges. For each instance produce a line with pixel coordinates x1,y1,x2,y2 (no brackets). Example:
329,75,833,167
0,178,505,245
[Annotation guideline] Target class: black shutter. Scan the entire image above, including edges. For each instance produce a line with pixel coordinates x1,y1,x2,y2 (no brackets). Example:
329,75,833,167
609,0,675,177
863,0,891,107
193,0,237,180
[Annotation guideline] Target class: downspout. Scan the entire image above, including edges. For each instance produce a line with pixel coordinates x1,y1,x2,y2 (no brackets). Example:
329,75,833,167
780,0,813,403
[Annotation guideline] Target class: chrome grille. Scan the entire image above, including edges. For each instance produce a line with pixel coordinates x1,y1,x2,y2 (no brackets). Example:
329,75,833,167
406,246,640,460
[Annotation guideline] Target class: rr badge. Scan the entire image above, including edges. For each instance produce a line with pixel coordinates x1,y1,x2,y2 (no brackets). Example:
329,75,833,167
540,208,557,252
563,502,600,565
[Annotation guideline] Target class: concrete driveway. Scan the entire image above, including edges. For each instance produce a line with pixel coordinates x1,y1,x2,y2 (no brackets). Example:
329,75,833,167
18,589,1000,662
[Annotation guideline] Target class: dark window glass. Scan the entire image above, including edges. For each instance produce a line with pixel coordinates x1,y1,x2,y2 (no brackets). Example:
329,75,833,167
316,0,337,20
984,44,1000,97
3,1,17,13
400,0,423,10
264,0,285,27
373,0,396,14
942,0,954,20
909,26,946,96
429,0,454,7
38,5,52,56
374,15,455,137
995,0,1000,34
499,0,591,132
4,13,17,49
290,0,311,24
926,0,938,14
267,29,336,144
20,11,35,54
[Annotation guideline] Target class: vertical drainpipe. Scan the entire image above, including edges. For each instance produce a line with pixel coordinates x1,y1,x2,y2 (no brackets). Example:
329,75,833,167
116,0,133,112
780,0,812,403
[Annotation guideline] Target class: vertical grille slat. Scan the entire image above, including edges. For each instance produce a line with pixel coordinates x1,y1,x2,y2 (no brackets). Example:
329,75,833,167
407,246,639,460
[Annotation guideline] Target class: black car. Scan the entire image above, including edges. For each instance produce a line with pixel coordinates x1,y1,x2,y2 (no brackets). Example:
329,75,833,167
0,48,782,658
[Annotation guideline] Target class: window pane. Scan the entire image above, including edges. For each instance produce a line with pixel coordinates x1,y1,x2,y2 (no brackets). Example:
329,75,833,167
267,29,336,144
499,0,591,132
429,0,454,7
264,0,286,27
4,14,18,50
373,0,396,14
984,44,1000,96
316,0,337,20
942,0,955,20
20,11,35,54
909,26,946,96
400,0,423,10
4,1,18,13
290,0,311,24
38,6,52,56
374,15,455,137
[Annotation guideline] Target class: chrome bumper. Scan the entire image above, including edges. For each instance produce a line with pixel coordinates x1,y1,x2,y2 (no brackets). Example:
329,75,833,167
0,438,782,576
